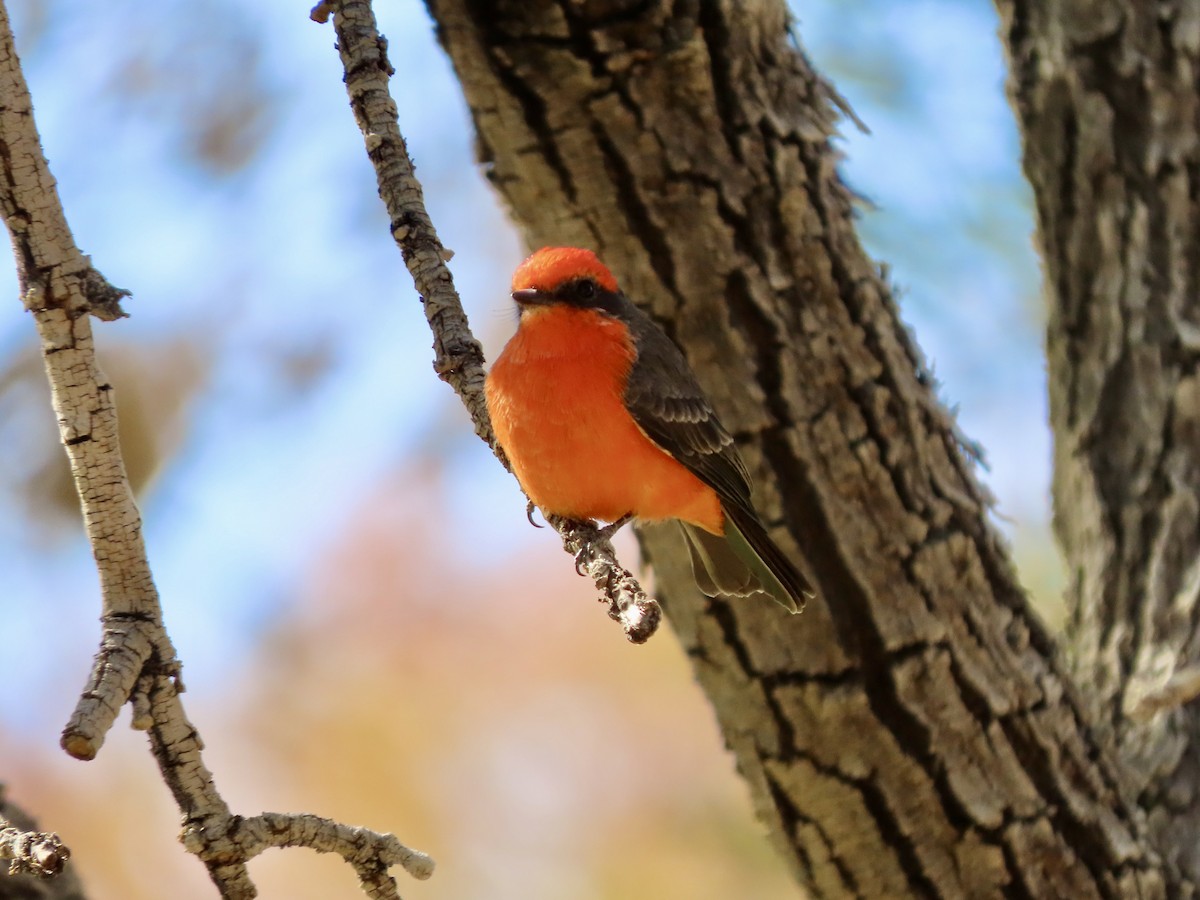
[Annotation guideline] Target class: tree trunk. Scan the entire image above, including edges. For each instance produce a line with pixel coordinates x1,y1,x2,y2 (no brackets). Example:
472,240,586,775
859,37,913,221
999,0,1200,882
425,0,1183,895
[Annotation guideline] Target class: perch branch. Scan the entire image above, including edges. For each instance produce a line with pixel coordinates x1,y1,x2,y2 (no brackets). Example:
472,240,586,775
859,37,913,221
312,0,662,642
0,1,430,895
545,514,661,643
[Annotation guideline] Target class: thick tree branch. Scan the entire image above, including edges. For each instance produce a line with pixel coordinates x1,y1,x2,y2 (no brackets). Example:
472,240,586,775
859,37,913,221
998,0,1200,879
312,0,661,642
0,2,430,896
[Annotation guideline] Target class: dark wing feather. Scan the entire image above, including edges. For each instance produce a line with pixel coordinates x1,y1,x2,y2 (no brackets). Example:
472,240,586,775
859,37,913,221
618,302,758,523
619,297,813,608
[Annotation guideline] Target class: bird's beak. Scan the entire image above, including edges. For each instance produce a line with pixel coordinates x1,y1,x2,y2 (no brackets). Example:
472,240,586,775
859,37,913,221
511,288,551,306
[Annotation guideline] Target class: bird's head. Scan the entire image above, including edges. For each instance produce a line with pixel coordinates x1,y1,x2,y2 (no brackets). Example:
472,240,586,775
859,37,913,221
510,247,622,315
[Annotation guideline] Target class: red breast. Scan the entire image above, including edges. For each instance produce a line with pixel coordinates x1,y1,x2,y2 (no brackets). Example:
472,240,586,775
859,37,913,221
486,250,722,531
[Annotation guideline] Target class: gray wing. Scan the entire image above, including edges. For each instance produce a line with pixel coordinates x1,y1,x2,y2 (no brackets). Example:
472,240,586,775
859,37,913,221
619,299,814,608
619,303,758,522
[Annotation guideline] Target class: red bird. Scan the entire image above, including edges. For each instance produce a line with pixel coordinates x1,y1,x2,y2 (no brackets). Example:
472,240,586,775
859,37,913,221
485,247,812,612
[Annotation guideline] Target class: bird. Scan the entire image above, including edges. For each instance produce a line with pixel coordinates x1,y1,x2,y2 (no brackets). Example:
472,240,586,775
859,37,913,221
484,246,813,612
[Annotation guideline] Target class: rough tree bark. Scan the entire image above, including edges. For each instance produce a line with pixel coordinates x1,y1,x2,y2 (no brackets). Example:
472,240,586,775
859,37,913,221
424,0,1193,896
1000,0,1200,883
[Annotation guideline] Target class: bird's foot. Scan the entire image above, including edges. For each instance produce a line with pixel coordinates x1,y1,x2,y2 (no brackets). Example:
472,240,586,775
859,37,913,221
526,501,544,528
543,512,661,641
557,513,633,575
597,512,634,542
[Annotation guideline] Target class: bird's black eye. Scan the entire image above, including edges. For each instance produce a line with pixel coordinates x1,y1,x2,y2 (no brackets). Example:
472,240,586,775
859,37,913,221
575,279,597,302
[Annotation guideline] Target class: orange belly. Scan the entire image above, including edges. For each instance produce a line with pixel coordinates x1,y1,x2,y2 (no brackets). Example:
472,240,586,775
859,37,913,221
485,306,723,533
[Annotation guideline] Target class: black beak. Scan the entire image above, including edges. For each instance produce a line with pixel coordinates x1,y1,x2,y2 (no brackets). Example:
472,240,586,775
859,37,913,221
512,288,550,306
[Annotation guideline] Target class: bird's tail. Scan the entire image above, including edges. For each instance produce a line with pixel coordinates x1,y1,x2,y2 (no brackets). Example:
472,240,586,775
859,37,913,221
680,512,812,613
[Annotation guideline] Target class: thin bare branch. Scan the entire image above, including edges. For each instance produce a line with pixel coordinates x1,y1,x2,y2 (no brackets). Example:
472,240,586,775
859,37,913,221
0,0,171,762
184,812,435,890
58,619,161,760
313,0,662,641
0,1,430,895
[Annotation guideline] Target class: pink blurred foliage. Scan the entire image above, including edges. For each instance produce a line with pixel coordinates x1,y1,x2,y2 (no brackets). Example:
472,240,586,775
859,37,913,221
2,462,794,899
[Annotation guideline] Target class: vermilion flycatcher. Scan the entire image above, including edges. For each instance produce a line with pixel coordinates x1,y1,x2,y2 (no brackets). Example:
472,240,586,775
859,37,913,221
485,247,812,612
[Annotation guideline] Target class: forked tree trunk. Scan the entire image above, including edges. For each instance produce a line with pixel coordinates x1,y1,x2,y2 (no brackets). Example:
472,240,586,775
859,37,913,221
1000,0,1200,883
425,1,1192,896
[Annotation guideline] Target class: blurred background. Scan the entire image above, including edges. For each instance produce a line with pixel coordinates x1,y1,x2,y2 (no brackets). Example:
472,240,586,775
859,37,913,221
0,0,1057,897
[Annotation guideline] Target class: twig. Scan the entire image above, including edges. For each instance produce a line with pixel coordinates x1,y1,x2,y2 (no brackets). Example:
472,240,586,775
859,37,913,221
182,813,434,900
546,515,661,643
0,788,88,898
0,1,430,895
0,816,70,878
312,0,662,642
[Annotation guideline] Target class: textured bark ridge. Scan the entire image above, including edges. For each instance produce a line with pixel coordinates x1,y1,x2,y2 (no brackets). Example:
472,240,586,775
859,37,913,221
427,1,1179,895
999,0,1200,881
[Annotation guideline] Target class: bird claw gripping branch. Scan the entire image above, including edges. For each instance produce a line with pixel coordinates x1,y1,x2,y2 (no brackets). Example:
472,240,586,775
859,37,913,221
564,514,634,575
541,514,661,643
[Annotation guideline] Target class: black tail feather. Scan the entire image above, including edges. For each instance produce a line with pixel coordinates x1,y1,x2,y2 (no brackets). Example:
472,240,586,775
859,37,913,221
723,504,813,612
